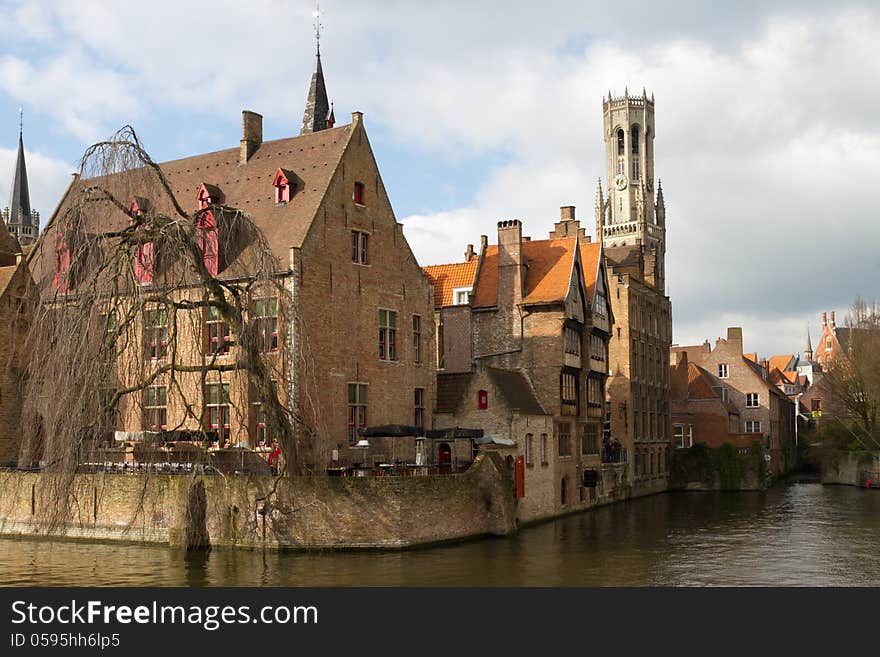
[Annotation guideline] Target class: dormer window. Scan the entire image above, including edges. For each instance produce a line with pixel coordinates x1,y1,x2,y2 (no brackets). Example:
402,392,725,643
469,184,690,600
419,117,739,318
196,184,220,277
353,182,365,205
129,197,154,285
273,169,293,205
453,287,472,305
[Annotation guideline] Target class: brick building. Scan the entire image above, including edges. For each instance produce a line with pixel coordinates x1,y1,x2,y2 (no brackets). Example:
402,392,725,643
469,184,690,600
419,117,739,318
594,90,672,494
27,47,434,470
669,352,740,450
671,327,796,474
425,208,618,521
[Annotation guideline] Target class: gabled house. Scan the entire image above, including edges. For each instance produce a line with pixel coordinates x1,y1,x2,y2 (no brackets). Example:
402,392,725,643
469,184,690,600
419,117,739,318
27,49,435,471
425,207,619,521
671,327,796,475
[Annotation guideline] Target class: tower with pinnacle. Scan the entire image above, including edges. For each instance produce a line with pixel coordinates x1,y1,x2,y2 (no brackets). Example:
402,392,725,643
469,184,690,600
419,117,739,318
2,109,38,250
595,88,665,291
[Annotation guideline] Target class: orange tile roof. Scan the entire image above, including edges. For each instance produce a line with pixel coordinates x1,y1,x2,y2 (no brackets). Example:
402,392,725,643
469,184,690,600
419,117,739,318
744,352,758,363
423,260,478,308
471,237,601,309
769,354,794,372
687,363,719,399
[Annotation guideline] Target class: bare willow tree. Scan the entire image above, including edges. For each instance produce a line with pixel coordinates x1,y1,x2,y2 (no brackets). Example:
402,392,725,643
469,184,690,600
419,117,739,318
19,126,312,530
821,297,880,449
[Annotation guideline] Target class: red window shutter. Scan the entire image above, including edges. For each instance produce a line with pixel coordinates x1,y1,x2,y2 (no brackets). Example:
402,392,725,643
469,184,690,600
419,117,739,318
515,455,525,498
353,182,364,205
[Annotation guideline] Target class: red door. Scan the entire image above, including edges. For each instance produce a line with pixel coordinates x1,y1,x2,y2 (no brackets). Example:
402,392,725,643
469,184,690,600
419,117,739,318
438,443,452,473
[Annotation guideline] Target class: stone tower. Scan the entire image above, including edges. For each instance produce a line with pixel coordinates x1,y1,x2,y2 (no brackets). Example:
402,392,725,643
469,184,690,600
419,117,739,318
595,88,665,291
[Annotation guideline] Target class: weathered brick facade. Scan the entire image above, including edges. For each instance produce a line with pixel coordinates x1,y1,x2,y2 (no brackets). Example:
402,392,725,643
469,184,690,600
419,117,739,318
671,327,797,475
425,210,618,522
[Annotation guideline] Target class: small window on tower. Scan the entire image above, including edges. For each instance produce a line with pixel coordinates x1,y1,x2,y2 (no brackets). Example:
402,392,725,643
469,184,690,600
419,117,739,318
617,129,625,156
631,125,640,154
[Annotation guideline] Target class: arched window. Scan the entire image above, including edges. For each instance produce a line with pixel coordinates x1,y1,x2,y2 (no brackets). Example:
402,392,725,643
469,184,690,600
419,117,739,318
631,125,640,181
273,168,292,205
617,129,625,155
560,477,568,506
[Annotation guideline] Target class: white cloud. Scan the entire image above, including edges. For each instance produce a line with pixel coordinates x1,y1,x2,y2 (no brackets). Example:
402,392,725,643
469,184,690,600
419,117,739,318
1,1,878,357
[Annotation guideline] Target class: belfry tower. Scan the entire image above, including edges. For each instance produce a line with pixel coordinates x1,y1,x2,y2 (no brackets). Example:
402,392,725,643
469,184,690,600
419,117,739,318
595,88,665,291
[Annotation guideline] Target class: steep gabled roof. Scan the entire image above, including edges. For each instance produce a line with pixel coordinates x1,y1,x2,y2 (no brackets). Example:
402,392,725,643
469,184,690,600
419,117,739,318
486,367,545,415
471,236,599,309
769,354,795,372
687,363,719,399
579,240,602,302
31,123,355,288
423,259,478,308
8,132,32,225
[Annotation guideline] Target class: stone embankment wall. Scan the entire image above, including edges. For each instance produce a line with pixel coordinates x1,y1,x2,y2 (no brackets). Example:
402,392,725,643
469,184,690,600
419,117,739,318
820,450,880,487
0,453,516,550
668,444,766,491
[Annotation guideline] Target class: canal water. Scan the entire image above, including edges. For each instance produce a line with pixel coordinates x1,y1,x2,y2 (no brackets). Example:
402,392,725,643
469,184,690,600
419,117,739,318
1,482,878,586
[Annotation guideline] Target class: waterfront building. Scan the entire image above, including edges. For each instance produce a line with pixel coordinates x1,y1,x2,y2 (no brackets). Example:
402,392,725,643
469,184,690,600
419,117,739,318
671,327,797,474
26,44,434,470
594,90,672,494
425,208,617,522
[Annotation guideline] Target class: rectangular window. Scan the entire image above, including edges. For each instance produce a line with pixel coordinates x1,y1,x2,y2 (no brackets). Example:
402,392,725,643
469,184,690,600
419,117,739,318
414,388,425,430
412,315,421,363
565,326,580,355
348,383,367,445
251,298,279,352
718,363,729,379
746,420,762,433
673,424,684,449
379,309,398,361
205,383,231,444
353,182,365,205
595,293,607,317
590,334,605,361
143,386,167,431
525,433,533,465
453,287,472,305
811,399,821,412
144,307,168,360
557,423,571,457
540,433,548,465
581,424,599,455
561,372,578,409
351,230,369,265
205,306,232,356
746,393,760,408
632,156,640,181
588,377,604,407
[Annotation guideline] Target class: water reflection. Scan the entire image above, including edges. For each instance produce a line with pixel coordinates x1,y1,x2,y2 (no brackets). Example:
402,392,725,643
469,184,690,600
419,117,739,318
1,483,878,586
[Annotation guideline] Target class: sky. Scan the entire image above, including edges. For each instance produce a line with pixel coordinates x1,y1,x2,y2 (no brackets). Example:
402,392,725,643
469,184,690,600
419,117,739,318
0,0,878,358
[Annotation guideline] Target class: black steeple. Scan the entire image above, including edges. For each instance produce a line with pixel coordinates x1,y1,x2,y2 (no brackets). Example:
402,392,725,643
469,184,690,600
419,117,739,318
300,7,334,135
9,127,32,227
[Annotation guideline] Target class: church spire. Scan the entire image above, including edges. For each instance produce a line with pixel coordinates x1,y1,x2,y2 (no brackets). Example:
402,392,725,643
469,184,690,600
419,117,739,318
300,6,334,135
2,107,35,250
805,326,813,361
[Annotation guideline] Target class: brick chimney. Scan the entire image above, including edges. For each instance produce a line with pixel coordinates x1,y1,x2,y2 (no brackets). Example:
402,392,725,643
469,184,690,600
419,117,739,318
465,244,474,262
549,205,587,240
822,311,827,327
830,311,836,329
726,327,744,355
240,110,263,164
497,219,524,308
560,206,576,221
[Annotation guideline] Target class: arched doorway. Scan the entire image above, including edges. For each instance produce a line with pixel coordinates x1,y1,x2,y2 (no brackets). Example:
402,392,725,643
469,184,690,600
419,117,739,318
438,442,452,473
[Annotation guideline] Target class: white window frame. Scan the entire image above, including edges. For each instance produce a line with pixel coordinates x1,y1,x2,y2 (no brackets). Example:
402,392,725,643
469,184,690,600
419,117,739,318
718,363,729,379
746,393,760,408
452,286,472,305
745,420,762,433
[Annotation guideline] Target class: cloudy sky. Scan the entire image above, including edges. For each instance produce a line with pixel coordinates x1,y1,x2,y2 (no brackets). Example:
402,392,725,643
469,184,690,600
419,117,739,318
0,0,877,357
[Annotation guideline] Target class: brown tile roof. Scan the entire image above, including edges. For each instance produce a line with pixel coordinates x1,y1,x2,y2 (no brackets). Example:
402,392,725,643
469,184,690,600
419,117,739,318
436,372,473,414
0,265,19,297
486,367,545,415
423,259,478,308
687,363,719,399
30,124,354,287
